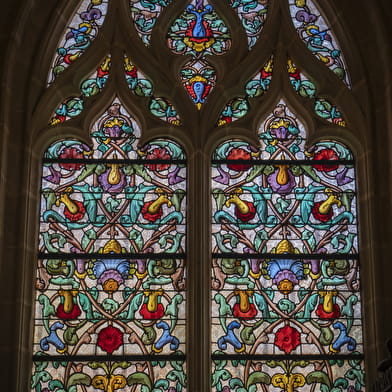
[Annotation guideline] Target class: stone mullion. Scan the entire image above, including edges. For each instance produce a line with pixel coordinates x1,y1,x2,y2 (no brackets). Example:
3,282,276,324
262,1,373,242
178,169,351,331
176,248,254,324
187,148,211,392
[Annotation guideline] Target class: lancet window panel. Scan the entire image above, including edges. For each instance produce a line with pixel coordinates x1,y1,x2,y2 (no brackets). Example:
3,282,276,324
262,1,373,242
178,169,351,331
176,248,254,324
33,100,187,392
211,102,364,392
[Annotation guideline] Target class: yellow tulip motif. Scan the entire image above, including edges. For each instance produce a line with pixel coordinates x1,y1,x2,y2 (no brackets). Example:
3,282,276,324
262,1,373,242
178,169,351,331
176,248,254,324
272,373,306,392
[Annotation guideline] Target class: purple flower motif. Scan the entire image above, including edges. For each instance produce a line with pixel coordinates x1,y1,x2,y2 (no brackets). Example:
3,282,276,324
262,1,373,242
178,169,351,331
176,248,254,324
104,124,122,138
195,0,203,10
267,168,296,194
267,258,304,294
213,166,230,185
168,166,185,185
308,259,320,275
44,166,61,184
295,10,317,24
336,166,353,186
244,247,260,276
270,126,289,140
136,259,147,275
80,8,102,21
93,259,132,293
70,247,87,276
308,248,326,275
98,168,127,194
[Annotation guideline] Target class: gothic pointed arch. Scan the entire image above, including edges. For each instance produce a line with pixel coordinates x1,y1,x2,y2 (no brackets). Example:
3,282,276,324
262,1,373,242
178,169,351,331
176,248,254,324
34,0,367,390
1,0,392,391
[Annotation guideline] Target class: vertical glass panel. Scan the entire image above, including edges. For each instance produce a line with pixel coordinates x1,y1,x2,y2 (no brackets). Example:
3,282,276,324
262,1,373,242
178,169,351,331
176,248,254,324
48,0,109,85
211,101,364,391
289,0,350,87
33,99,187,391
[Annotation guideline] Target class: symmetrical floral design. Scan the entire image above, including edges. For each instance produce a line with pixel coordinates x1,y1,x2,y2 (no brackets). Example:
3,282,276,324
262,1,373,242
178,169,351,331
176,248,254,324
97,325,123,354
167,0,231,109
274,325,301,354
212,102,364,391
33,100,186,392
37,0,362,391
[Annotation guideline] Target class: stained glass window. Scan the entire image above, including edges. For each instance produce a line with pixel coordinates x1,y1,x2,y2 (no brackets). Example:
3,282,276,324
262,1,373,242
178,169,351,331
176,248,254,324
167,0,231,109
287,59,346,127
289,0,350,87
34,0,364,391
47,0,109,85
219,57,273,126
33,100,187,391
228,0,268,49
211,101,364,391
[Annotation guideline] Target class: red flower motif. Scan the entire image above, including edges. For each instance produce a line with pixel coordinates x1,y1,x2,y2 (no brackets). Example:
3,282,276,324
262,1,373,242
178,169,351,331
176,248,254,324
313,148,339,172
139,303,165,320
59,147,84,171
311,201,333,223
233,303,257,320
56,303,81,320
97,325,123,354
145,148,171,171
227,148,252,171
274,325,301,354
316,303,341,320
234,201,256,222
141,201,163,222
63,200,86,222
